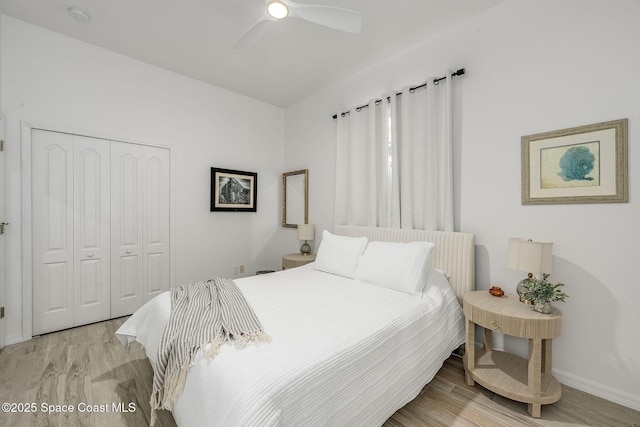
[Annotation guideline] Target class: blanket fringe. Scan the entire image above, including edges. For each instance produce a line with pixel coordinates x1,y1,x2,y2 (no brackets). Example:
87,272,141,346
150,352,193,426
203,334,227,358
232,331,271,349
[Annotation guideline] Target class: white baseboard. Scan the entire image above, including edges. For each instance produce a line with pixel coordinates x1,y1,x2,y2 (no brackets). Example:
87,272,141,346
553,368,640,412
5,332,25,346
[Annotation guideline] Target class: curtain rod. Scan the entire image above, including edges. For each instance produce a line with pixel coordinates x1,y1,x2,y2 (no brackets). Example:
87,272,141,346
331,68,466,120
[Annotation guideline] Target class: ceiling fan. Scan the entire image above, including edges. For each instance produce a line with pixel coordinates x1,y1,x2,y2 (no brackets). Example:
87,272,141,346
234,0,362,49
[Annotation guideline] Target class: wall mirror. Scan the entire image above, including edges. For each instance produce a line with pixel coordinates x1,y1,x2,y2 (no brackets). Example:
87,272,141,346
282,169,308,228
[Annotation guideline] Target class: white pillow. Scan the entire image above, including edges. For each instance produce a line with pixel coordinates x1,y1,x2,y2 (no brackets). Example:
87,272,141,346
354,241,435,296
314,230,368,278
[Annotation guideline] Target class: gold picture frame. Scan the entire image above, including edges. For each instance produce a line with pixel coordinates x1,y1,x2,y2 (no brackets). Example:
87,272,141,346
282,169,309,228
521,118,628,205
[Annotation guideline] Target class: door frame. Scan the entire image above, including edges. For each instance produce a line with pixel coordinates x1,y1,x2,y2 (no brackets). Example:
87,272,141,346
0,113,5,349
21,121,176,340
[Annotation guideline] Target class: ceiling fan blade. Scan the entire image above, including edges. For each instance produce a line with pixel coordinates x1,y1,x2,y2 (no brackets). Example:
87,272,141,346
234,17,273,49
287,2,362,34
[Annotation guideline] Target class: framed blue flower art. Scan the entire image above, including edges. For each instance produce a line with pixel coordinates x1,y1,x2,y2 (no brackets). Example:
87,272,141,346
521,118,628,204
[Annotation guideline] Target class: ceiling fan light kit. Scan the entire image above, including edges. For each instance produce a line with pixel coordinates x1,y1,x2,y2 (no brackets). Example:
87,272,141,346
267,1,289,19
234,0,362,49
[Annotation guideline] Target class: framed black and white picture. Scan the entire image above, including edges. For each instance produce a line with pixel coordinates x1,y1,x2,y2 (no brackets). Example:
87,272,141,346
210,167,257,212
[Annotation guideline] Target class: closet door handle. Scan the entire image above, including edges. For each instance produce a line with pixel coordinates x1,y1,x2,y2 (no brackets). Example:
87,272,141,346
87,252,94,258
126,249,132,254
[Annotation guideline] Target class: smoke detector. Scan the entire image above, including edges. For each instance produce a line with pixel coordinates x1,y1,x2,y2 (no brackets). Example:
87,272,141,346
68,7,91,23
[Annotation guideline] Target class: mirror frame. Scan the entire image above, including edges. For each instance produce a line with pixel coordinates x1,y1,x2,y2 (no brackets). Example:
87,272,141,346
282,169,308,228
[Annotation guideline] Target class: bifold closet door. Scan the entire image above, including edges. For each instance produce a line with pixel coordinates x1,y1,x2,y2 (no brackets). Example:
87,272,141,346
111,142,170,317
32,131,111,335
73,136,111,327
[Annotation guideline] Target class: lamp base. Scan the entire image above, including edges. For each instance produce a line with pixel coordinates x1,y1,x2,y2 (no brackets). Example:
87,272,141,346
300,241,311,255
516,274,534,305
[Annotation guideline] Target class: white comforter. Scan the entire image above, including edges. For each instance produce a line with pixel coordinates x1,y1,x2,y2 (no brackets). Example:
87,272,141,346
115,263,465,427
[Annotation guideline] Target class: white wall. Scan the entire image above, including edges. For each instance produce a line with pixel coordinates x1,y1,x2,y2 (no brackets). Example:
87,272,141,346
1,16,285,344
284,0,640,410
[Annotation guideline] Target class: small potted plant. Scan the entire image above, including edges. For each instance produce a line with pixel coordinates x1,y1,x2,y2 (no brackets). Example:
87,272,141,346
521,274,568,314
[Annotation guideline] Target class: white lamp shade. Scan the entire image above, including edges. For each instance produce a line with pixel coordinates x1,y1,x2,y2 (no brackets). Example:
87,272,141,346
507,238,553,274
297,224,315,241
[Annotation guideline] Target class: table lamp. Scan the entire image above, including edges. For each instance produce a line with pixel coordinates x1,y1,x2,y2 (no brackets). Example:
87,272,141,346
507,238,553,304
297,224,315,255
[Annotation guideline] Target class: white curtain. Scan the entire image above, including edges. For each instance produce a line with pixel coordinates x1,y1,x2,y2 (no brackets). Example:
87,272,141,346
396,75,453,231
334,99,391,227
335,72,454,231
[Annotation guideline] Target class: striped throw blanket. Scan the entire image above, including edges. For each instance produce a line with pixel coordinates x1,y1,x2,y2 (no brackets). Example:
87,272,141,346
150,277,270,425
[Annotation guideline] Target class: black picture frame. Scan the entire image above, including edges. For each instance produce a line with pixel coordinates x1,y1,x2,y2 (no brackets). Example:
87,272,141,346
210,167,258,212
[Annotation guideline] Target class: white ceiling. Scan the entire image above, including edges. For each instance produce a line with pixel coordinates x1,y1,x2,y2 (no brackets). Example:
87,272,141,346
0,0,504,107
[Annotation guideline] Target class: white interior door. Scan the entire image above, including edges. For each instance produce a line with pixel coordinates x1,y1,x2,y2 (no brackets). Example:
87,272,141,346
111,142,170,317
25,125,172,336
32,130,75,335
142,145,171,303
73,135,111,326
110,142,144,317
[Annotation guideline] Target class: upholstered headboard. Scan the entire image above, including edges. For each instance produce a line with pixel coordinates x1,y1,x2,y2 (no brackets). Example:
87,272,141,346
334,225,475,304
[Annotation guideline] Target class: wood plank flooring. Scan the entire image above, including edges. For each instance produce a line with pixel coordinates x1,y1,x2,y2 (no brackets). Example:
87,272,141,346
1,318,638,426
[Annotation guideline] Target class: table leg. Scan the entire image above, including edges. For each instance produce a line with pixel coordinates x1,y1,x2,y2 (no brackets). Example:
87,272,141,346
465,318,475,386
528,338,542,417
541,339,552,374
483,327,493,352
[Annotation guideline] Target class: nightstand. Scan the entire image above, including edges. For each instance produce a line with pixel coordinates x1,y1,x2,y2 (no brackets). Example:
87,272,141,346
282,253,316,270
462,291,562,417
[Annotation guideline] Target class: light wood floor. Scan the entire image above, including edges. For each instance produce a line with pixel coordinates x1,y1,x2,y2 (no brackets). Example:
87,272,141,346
1,318,638,427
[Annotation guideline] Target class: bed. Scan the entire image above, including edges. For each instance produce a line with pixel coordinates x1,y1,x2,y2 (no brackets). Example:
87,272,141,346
115,225,475,426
